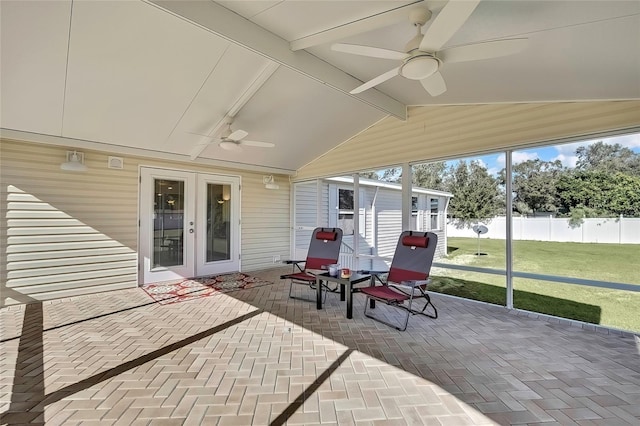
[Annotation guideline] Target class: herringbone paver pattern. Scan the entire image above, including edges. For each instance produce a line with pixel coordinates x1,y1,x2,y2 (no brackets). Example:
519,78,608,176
1,267,638,425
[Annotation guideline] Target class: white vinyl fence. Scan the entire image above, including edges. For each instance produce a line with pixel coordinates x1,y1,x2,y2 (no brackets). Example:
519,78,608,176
447,216,640,244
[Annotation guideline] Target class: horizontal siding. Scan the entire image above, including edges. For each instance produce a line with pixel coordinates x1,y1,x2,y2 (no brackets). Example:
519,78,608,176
296,101,640,179
238,173,291,271
1,139,291,306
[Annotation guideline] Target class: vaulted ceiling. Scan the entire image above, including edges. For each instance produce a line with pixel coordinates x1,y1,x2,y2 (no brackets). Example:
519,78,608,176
2,1,639,174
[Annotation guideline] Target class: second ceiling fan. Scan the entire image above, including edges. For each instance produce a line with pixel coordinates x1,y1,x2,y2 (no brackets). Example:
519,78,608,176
195,120,275,152
332,0,527,96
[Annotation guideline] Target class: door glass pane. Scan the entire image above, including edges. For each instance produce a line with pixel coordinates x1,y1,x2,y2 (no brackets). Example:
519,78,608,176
153,179,184,267
206,183,231,262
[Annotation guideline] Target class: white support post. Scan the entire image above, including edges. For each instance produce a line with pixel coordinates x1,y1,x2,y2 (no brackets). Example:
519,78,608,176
401,163,412,231
353,173,360,271
505,151,514,309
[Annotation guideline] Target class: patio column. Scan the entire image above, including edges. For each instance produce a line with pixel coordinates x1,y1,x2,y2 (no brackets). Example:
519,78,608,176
505,151,514,309
401,163,412,230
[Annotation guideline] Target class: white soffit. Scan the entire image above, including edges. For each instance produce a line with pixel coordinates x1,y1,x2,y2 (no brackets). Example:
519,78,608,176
162,46,273,154
0,1,71,135
62,1,230,148
447,0,640,46
198,66,387,170
219,0,417,42
149,0,406,119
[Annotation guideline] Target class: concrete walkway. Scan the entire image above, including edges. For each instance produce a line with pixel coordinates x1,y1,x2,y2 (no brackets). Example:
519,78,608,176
1,267,638,425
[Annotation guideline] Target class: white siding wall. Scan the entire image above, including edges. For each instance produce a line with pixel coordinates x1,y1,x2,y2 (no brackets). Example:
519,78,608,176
0,139,290,306
293,181,318,258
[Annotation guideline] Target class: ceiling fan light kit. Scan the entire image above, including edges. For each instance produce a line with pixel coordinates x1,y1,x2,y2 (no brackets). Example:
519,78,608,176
401,55,439,80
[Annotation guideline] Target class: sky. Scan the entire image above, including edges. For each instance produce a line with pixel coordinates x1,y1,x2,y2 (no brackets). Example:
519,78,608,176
469,132,640,176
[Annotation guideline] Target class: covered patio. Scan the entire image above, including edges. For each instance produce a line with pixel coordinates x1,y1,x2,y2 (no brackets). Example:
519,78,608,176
2,267,638,425
2,1,640,424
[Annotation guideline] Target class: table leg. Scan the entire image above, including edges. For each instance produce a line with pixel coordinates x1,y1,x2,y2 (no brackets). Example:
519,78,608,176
340,283,345,301
369,276,376,309
346,281,352,319
316,277,322,309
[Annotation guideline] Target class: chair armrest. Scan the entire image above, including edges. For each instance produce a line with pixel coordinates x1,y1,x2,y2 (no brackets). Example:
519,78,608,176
283,260,304,265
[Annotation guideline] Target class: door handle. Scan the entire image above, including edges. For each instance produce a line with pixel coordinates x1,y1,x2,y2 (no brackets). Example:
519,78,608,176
189,228,194,233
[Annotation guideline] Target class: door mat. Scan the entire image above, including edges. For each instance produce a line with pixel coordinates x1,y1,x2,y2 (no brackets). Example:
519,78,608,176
142,272,274,305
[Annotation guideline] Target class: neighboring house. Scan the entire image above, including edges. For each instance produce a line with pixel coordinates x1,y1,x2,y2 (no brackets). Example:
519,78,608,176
292,177,452,271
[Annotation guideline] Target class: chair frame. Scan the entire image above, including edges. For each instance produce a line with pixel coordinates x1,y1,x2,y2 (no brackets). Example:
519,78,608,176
360,231,438,331
280,227,343,302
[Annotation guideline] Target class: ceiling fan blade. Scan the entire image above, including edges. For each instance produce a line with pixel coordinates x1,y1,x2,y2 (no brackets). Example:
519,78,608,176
241,140,275,148
419,0,481,52
420,71,447,96
439,38,527,64
228,129,248,141
332,43,408,60
219,140,242,152
350,66,401,94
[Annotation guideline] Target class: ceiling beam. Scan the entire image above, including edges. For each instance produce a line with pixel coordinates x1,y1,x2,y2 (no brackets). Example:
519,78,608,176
146,0,406,120
290,1,425,51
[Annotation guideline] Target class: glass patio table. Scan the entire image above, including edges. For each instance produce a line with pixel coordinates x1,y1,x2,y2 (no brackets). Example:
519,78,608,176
314,271,372,319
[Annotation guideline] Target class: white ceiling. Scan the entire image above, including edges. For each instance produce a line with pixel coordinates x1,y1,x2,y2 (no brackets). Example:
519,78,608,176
1,1,639,174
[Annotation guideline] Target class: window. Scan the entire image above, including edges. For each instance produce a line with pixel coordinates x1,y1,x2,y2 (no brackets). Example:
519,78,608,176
411,196,419,230
338,188,354,235
430,198,439,230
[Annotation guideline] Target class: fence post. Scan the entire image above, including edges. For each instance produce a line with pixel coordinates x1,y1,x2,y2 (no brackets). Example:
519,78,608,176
619,214,623,244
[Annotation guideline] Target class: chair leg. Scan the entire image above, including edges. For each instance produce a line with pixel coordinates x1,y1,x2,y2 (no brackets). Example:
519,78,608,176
288,280,328,303
412,290,437,319
363,295,410,331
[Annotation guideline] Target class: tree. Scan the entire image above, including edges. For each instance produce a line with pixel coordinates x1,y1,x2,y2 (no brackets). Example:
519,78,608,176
557,170,640,217
575,141,640,176
510,159,564,216
412,162,446,190
380,167,401,182
358,171,379,180
444,160,502,223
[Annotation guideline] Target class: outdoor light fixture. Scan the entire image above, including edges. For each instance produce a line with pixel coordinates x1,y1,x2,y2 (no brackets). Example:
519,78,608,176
60,151,88,172
263,175,279,190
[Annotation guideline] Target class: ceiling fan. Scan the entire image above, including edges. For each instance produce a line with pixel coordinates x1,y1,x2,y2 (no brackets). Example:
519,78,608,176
194,121,275,152
331,1,527,96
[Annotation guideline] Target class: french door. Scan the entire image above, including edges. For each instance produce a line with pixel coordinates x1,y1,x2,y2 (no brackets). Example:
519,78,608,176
139,167,240,284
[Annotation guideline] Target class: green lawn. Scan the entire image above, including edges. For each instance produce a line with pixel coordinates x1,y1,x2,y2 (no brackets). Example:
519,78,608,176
428,237,640,332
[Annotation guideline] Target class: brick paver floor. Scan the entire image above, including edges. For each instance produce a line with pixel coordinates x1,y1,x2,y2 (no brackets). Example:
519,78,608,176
1,267,638,425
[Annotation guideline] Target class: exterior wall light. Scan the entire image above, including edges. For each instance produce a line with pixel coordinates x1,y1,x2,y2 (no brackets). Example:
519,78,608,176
60,151,88,172
263,175,279,190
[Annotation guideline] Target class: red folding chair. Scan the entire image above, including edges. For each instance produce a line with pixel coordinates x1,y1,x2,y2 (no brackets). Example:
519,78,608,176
281,227,343,301
359,231,438,331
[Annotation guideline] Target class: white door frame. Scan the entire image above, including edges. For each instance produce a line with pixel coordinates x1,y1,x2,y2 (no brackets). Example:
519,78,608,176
139,167,240,284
